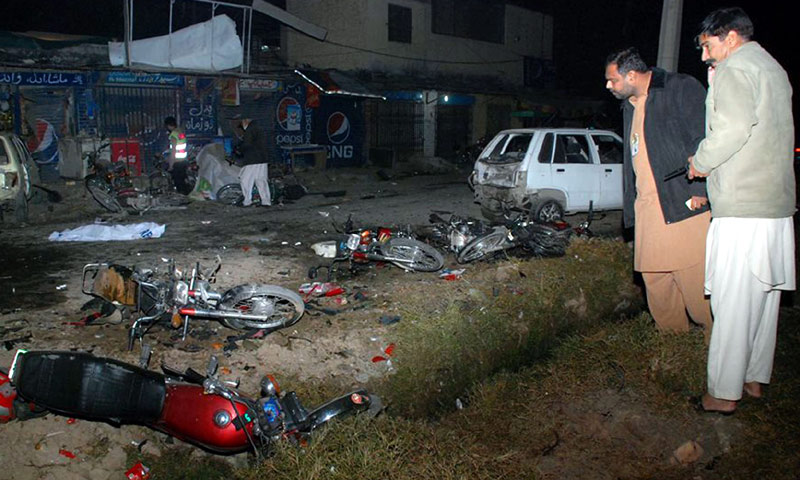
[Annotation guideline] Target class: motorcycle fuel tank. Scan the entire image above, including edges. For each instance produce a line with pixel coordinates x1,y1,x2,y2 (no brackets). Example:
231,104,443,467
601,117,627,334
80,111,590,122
157,384,255,453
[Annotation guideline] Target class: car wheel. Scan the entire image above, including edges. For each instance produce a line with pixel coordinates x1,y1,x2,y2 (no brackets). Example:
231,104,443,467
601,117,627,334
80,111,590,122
534,200,564,223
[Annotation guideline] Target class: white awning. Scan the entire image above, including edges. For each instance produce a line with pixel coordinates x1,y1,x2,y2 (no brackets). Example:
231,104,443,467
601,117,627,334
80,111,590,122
109,15,242,72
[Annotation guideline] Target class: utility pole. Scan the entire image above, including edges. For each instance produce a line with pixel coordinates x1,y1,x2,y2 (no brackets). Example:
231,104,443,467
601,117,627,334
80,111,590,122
657,0,683,72
123,0,132,68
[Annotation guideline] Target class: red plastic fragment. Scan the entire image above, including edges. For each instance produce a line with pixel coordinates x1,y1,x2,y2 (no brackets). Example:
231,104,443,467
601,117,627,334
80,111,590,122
58,449,76,459
125,461,151,480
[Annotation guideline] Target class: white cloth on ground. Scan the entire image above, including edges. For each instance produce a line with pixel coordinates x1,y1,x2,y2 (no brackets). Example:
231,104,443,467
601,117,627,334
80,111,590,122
704,216,795,400
48,222,166,242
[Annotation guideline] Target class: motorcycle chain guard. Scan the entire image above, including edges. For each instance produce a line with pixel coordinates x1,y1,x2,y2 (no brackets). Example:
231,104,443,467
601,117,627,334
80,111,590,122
12,351,166,424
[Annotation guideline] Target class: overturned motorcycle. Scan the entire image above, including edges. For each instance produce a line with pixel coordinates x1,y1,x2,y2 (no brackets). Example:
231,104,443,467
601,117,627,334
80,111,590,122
82,259,304,350
427,205,594,263
0,350,381,456
308,216,444,281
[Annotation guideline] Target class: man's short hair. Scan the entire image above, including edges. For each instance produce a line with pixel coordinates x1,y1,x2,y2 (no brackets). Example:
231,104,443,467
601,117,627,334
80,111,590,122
698,7,753,41
164,116,177,127
605,47,649,75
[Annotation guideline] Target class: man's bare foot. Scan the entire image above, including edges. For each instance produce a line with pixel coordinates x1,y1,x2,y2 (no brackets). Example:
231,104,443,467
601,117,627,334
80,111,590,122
700,393,737,414
743,382,763,398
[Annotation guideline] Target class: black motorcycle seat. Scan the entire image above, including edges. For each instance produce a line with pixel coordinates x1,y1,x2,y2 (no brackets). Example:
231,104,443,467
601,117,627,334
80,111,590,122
13,351,166,423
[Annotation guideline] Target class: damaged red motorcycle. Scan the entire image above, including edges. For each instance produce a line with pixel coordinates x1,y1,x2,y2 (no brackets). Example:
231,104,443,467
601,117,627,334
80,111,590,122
0,350,381,455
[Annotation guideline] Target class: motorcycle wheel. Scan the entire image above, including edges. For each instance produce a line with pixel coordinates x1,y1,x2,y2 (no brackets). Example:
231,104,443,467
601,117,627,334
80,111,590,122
219,284,304,331
216,184,244,205
457,230,508,263
378,237,444,272
85,174,124,213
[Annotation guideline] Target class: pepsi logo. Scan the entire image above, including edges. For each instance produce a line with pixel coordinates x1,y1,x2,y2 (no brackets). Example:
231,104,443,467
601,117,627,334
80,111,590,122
327,112,350,145
276,97,300,130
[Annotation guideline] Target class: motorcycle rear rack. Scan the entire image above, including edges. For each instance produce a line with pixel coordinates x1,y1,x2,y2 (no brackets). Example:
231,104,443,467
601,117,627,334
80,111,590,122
81,263,109,298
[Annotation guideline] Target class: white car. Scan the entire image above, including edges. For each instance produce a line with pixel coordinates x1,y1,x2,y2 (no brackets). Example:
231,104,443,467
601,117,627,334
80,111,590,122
0,131,38,223
469,128,624,222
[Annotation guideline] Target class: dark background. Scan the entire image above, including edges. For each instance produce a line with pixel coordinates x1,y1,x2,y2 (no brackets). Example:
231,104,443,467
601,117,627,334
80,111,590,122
1,0,796,137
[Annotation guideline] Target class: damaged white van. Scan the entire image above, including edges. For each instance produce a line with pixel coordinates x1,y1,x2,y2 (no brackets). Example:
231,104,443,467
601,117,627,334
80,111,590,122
469,128,624,222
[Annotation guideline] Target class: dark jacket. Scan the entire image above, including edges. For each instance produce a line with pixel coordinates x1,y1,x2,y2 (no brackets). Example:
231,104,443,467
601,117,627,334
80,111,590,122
239,119,269,166
621,68,709,228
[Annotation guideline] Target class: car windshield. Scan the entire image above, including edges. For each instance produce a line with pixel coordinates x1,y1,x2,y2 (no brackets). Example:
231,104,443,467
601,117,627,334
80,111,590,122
480,133,533,164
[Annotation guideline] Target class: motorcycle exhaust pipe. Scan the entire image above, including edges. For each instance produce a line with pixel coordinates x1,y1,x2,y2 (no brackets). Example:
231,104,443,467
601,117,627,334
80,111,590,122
178,307,281,324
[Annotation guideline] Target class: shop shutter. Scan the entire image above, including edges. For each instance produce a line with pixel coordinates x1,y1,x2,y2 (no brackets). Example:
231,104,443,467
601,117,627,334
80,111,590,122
96,85,180,173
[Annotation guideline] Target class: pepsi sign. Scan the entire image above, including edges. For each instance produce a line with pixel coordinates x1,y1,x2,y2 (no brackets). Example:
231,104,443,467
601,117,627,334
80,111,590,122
312,98,364,167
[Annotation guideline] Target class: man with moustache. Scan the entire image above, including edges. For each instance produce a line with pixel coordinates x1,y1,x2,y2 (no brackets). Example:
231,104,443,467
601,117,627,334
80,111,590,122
688,7,795,414
604,47,712,341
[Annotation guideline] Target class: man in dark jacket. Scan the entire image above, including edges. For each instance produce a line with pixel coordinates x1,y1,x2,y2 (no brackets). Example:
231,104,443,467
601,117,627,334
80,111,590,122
604,47,712,341
237,116,271,207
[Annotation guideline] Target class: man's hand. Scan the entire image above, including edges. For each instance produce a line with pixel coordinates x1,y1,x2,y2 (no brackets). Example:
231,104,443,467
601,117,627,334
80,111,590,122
688,196,708,211
687,156,708,180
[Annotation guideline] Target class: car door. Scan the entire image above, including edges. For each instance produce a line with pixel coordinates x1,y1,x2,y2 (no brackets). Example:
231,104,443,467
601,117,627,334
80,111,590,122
590,133,623,209
549,133,599,210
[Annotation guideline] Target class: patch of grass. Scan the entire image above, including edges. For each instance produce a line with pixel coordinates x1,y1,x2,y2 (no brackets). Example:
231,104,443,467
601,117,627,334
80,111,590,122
382,238,640,417
236,305,800,479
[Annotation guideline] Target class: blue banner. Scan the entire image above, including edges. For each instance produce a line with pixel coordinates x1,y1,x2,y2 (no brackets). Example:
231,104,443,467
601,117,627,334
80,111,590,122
106,72,184,86
312,96,364,168
0,71,88,86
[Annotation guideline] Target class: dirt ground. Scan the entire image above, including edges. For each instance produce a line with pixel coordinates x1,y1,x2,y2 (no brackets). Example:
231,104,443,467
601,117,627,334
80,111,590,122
0,164,628,479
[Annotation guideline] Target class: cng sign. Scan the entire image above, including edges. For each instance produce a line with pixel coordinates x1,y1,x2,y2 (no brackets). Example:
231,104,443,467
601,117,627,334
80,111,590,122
327,111,352,159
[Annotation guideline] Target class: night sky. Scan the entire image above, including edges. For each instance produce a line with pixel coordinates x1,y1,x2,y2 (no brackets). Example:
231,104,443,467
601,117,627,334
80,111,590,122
1,0,796,123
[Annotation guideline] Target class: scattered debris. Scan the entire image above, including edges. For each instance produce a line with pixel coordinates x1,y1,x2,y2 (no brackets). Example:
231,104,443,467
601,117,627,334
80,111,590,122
439,269,465,281
671,440,704,465
58,449,76,459
125,461,152,480
379,315,401,325
372,342,395,363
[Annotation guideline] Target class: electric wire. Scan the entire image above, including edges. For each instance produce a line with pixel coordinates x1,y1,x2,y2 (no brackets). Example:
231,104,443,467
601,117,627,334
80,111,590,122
320,38,522,65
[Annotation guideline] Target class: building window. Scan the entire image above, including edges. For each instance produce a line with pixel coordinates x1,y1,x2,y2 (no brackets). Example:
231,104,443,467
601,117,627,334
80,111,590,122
432,0,504,44
388,4,412,44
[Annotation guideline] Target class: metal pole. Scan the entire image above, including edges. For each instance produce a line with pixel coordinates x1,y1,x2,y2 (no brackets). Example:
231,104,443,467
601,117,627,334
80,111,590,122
211,3,217,71
130,0,135,63
168,0,174,68
239,10,246,73
657,0,683,72
247,8,253,74
123,0,131,67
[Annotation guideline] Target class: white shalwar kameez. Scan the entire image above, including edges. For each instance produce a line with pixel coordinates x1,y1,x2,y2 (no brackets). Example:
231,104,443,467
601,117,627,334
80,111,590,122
704,217,795,400
239,163,271,207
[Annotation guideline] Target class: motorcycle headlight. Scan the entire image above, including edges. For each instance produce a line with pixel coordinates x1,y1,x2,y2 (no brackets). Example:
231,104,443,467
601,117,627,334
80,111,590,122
346,233,361,251
174,281,189,305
